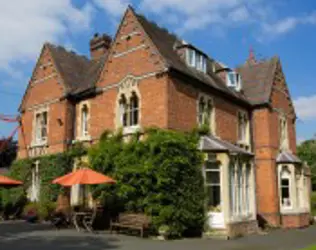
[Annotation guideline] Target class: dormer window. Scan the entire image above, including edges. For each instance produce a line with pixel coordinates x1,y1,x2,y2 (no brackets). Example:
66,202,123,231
227,72,242,91
186,48,207,73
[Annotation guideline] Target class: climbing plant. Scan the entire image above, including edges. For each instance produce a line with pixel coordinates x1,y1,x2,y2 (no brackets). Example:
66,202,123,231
89,128,205,236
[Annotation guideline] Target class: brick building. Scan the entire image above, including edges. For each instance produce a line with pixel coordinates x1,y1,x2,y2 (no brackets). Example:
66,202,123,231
17,6,310,237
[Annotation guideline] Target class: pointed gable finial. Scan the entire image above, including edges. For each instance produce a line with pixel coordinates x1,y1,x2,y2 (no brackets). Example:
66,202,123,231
246,46,256,65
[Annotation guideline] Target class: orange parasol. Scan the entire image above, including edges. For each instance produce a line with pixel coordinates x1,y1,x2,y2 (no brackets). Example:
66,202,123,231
0,175,23,187
52,168,116,186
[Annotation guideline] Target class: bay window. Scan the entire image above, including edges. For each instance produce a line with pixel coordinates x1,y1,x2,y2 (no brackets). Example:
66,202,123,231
230,158,252,218
280,166,291,209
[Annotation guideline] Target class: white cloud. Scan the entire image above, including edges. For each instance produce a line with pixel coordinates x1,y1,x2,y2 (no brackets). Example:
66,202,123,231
93,0,130,17
294,95,316,121
262,12,316,37
0,0,94,72
140,0,259,33
229,6,250,22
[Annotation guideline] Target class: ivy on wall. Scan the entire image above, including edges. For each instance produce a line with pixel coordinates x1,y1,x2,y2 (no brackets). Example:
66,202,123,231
89,127,205,236
1,142,87,217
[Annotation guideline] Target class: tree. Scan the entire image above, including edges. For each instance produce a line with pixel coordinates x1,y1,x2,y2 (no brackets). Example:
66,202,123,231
0,138,17,169
297,139,316,190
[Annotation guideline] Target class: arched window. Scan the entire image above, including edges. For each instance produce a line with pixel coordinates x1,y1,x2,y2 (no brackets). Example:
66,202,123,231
129,92,139,126
198,96,214,133
119,95,128,127
198,97,205,125
81,104,89,137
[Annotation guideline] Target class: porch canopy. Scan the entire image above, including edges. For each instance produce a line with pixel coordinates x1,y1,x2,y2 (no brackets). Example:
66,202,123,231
198,135,253,156
276,151,302,164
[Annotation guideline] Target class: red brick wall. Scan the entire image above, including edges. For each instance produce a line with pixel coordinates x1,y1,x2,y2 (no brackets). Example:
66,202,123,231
253,63,301,227
17,46,70,158
281,213,310,229
168,76,249,143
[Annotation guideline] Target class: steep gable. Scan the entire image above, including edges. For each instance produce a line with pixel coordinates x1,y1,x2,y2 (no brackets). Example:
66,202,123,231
19,44,66,111
237,57,278,106
96,6,167,86
20,43,106,111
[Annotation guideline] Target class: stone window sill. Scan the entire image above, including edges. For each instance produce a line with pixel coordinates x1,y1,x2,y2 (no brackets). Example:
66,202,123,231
74,135,92,143
229,213,254,223
123,125,141,135
281,208,310,215
30,141,48,148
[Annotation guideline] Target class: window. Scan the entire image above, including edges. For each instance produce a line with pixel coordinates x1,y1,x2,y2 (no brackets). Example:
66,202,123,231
119,95,128,127
119,92,139,128
280,166,291,208
198,96,214,134
238,111,248,143
245,164,251,214
129,92,139,126
227,72,242,91
81,105,89,137
35,111,47,144
186,48,207,73
204,153,221,210
279,115,288,150
230,158,252,218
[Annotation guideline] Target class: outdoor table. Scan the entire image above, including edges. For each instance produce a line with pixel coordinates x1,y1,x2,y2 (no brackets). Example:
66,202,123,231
72,211,92,232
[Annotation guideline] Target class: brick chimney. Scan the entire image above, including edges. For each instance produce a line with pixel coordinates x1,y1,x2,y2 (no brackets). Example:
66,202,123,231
89,33,112,60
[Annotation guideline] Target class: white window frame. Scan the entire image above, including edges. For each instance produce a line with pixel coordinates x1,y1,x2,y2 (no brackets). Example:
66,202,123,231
186,48,207,73
230,157,253,220
34,110,48,145
204,153,221,211
81,104,89,137
280,166,292,210
227,72,242,91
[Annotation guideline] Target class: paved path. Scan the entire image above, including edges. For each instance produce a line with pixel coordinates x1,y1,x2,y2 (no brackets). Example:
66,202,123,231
1,221,316,250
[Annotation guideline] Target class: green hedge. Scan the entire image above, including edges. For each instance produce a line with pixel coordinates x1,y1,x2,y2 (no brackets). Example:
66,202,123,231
89,128,205,236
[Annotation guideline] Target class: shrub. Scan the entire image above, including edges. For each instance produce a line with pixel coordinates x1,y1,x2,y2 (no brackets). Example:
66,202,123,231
89,128,205,236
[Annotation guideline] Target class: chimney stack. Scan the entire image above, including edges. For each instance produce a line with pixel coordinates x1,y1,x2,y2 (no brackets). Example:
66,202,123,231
89,33,112,60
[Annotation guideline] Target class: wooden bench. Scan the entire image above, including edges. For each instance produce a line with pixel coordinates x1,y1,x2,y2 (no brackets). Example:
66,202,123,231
110,213,151,237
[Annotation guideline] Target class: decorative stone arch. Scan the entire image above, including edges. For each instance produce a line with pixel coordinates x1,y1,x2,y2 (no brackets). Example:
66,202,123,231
115,75,141,132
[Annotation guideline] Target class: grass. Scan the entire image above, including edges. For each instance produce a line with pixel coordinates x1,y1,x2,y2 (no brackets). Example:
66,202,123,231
301,246,316,250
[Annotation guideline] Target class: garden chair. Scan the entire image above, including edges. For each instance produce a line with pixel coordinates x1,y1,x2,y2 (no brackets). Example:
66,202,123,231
82,204,101,233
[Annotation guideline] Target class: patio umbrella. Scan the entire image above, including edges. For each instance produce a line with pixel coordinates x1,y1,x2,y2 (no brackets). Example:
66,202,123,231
52,168,116,186
0,175,23,187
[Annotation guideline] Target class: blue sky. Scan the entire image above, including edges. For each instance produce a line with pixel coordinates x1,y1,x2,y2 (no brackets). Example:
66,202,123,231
0,0,316,143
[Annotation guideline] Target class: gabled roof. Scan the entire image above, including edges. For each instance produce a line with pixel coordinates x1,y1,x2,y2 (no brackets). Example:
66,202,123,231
47,43,106,95
198,135,253,156
236,57,279,106
276,151,301,164
135,13,250,105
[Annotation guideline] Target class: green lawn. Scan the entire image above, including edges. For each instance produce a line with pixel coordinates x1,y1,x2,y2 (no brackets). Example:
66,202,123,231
302,246,316,250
